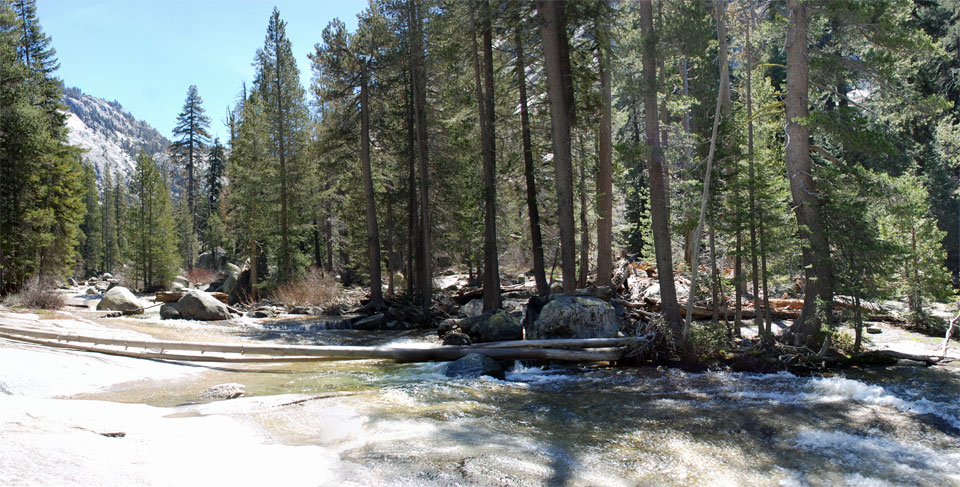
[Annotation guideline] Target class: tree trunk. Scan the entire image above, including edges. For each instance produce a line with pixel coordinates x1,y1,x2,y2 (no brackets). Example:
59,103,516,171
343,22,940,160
784,0,834,345
910,227,921,313
745,4,763,337
472,0,500,312
409,0,432,312
386,193,396,296
312,216,322,269
760,213,772,335
639,0,682,329
325,203,333,273
854,292,863,353
710,223,719,324
250,238,259,301
515,18,548,296
735,230,743,337
578,135,589,289
187,124,195,270
536,0,577,296
405,70,417,296
276,37,290,283
360,62,384,309
683,58,727,337
596,14,613,287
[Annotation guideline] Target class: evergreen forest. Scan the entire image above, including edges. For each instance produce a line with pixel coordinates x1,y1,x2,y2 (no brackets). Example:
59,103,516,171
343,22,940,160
2,0,959,353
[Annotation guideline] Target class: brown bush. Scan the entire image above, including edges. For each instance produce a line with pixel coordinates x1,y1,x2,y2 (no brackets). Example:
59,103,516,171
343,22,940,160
4,281,65,310
186,268,218,286
271,268,339,308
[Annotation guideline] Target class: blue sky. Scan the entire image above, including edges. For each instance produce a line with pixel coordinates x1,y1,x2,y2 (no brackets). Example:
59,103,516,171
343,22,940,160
37,1,365,141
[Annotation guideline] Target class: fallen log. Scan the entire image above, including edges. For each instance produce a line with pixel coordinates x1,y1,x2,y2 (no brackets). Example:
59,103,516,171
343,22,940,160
454,285,528,305
155,291,182,303
641,298,900,323
473,337,645,349
836,349,941,366
0,324,624,363
154,291,230,304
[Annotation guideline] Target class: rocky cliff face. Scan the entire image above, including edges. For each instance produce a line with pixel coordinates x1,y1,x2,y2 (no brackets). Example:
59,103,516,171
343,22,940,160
62,86,170,186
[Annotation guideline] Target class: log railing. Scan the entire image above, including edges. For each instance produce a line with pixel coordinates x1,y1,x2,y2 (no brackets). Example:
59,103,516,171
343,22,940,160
0,324,627,364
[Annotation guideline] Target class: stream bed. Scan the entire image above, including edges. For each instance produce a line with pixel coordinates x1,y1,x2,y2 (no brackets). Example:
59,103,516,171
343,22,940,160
73,317,960,487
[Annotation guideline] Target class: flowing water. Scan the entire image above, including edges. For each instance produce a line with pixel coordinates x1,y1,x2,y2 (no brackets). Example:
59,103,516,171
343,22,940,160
78,316,960,487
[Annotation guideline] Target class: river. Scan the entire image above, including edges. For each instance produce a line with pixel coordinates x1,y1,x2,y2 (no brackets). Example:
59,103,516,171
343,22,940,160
71,315,960,487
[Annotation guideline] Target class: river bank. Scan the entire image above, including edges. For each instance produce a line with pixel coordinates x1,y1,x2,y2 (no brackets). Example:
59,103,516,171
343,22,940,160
1,304,959,486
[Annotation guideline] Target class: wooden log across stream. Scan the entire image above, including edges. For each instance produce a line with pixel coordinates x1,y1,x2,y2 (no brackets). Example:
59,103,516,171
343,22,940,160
0,324,629,364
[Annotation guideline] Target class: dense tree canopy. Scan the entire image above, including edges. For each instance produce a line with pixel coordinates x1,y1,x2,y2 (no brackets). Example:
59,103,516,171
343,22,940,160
2,1,957,354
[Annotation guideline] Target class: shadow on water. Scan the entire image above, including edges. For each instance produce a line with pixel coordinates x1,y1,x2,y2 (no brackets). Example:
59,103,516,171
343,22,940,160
329,364,960,486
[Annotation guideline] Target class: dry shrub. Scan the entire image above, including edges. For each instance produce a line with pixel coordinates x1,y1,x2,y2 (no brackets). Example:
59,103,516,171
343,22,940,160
271,268,339,308
186,268,218,286
4,281,65,310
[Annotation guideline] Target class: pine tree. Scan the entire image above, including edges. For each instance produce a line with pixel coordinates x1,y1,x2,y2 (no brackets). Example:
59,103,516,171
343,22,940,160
536,0,578,295
126,150,179,290
79,161,102,277
169,84,210,269
206,138,226,213
101,166,118,273
512,3,548,296
880,172,953,315
639,0,682,329
254,7,310,283
228,92,271,300
0,0,84,292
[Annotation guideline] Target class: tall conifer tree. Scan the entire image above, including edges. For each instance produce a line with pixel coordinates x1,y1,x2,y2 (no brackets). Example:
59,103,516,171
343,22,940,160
170,84,210,269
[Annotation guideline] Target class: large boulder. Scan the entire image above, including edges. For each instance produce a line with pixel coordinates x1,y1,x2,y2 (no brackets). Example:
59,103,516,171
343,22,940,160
96,286,144,314
442,332,472,346
177,290,232,321
352,313,386,330
227,269,251,305
160,302,181,320
197,251,223,270
524,295,618,340
461,310,523,343
437,318,462,338
221,263,242,295
445,353,505,380
460,299,483,318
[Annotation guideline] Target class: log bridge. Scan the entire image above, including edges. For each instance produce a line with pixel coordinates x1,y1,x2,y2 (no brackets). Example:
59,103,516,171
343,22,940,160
0,323,637,364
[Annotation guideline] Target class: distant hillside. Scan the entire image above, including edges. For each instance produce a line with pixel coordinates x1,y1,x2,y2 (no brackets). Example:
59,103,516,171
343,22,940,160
63,86,170,186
